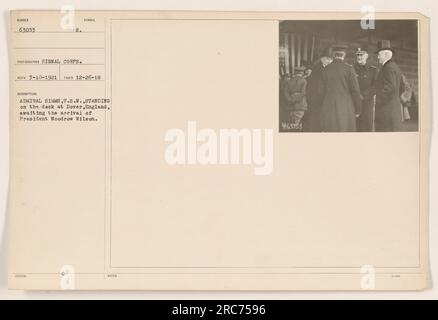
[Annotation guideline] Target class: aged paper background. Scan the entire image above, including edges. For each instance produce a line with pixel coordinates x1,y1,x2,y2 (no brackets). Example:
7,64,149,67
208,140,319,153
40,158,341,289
1,1,437,297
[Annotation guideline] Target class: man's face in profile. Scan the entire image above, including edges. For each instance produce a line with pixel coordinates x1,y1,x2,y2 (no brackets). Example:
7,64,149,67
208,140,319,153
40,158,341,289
377,50,391,65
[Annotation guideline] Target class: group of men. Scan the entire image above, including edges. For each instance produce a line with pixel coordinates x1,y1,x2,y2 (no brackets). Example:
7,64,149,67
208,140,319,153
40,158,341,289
281,40,407,132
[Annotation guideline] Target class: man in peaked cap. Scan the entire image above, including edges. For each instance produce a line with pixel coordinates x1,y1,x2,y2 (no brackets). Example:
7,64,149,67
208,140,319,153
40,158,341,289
319,44,362,132
283,66,308,130
302,46,333,132
374,40,403,132
354,46,378,132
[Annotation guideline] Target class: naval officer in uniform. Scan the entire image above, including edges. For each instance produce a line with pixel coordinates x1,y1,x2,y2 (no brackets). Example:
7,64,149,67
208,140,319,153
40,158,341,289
353,46,378,132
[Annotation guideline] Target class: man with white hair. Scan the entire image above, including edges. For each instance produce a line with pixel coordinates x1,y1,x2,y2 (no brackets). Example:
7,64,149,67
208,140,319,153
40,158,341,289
374,40,403,131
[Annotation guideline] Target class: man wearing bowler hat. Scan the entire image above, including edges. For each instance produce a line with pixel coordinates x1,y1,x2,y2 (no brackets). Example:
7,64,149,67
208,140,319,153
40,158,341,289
320,44,362,132
302,46,333,132
354,46,378,132
374,40,403,132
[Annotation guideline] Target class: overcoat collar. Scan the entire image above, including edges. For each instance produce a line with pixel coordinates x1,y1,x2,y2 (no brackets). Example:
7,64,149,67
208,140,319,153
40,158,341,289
382,58,393,68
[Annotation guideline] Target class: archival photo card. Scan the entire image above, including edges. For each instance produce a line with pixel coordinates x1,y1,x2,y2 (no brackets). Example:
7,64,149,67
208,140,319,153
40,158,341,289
8,11,431,291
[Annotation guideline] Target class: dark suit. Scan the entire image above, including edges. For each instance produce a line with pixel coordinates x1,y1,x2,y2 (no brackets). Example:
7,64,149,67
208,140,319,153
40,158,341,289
303,60,325,132
375,59,403,132
320,59,362,132
354,62,378,132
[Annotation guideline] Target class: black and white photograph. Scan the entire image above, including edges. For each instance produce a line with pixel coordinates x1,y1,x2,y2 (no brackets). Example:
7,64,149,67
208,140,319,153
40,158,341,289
279,20,419,132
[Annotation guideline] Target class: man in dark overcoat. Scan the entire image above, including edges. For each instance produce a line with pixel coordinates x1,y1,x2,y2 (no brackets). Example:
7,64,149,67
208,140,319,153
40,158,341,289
302,47,333,132
374,40,403,132
320,45,362,132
